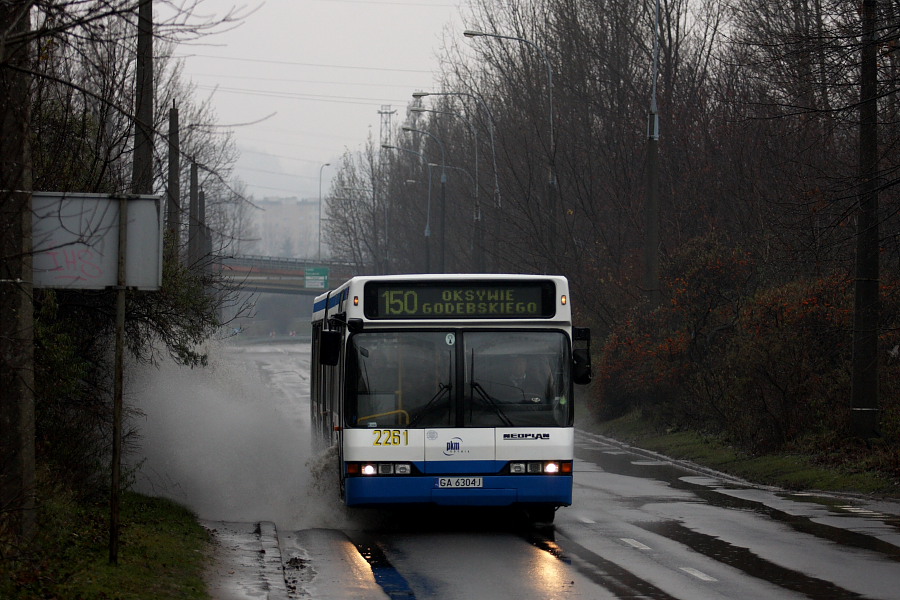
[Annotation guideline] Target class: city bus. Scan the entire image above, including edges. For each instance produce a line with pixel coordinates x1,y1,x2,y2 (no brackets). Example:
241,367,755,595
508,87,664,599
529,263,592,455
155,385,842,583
310,274,591,522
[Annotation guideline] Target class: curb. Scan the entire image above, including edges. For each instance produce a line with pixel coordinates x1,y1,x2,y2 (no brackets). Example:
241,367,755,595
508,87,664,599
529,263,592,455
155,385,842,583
575,428,761,488
258,521,292,600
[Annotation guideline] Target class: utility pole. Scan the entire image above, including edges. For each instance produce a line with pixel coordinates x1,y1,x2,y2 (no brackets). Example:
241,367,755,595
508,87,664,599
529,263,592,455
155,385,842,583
189,162,200,267
111,0,153,566
378,105,396,274
131,0,154,195
851,0,880,439
0,0,36,545
199,187,209,270
644,0,662,310
474,201,485,272
167,104,181,260
440,170,447,273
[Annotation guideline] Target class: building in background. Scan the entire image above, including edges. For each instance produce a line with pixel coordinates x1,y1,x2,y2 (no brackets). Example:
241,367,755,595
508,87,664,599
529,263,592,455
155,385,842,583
249,197,320,259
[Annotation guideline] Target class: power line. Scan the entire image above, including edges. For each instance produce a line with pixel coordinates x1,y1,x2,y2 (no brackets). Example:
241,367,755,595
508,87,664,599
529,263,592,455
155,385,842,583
237,165,319,179
240,149,332,165
179,53,433,74
237,135,344,150
190,72,430,90
193,84,411,106
243,182,316,195
315,0,459,6
238,127,353,142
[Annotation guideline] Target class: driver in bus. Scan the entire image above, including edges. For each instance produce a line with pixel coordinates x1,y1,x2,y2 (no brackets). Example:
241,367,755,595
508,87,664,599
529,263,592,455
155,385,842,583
497,356,548,403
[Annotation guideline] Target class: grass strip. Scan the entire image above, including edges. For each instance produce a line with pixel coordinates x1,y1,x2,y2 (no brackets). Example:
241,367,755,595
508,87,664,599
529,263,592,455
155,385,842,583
579,409,899,497
1,484,210,600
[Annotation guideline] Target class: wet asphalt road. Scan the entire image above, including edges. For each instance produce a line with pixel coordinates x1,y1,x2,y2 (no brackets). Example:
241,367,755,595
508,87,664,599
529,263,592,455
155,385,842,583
132,342,900,599
269,431,900,599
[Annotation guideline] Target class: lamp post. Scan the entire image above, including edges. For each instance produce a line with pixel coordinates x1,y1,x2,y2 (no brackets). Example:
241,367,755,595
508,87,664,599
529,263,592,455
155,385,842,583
431,163,475,195
410,105,486,272
463,30,554,168
412,90,500,207
383,144,434,272
410,106,479,200
464,29,558,272
402,126,448,273
645,0,661,308
317,162,330,260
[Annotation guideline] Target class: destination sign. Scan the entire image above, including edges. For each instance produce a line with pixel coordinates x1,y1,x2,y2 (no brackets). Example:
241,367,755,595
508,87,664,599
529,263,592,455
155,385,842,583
363,280,556,319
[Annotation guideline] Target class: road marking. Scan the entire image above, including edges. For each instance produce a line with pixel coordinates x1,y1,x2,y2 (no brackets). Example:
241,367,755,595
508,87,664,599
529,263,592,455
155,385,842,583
620,538,651,550
839,505,883,517
577,515,596,524
680,567,717,582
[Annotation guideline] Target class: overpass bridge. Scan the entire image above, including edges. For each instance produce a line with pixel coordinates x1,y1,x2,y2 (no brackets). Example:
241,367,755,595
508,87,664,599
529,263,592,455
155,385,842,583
219,256,359,295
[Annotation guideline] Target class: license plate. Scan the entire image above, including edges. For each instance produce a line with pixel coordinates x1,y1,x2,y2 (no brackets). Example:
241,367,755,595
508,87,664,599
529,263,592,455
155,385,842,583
437,477,483,488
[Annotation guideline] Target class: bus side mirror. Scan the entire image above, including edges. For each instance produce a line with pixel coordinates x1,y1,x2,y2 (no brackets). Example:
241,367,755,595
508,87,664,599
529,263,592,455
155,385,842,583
320,330,342,366
573,349,592,385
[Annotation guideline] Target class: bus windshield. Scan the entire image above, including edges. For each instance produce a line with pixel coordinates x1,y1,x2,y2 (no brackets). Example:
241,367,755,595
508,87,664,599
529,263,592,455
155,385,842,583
346,330,572,429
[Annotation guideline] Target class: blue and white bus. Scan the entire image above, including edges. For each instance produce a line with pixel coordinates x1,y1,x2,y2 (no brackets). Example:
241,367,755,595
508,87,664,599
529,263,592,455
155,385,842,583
310,274,591,522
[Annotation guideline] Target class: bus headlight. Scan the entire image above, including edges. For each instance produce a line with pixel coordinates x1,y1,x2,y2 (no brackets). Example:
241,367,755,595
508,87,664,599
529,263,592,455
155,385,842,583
361,464,377,476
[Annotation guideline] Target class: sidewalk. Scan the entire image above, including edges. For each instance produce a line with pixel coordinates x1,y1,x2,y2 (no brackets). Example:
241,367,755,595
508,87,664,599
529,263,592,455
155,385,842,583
203,521,292,600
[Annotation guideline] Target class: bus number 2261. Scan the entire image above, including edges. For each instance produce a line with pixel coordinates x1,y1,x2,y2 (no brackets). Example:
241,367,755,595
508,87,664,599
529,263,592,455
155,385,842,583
372,429,409,446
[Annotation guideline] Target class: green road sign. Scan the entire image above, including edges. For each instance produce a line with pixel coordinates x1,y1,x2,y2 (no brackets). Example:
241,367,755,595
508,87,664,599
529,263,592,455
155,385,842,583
305,267,329,289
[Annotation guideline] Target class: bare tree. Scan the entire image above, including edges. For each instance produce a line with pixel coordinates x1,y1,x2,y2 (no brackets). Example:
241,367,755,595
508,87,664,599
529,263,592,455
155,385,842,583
0,0,252,548
1,0,36,546
325,139,384,272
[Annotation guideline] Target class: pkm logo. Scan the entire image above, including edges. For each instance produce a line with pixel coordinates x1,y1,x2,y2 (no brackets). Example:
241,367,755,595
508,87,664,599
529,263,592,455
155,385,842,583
443,437,467,456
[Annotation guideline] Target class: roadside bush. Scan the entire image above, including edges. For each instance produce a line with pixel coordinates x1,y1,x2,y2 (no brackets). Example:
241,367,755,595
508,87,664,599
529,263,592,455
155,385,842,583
876,278,900,467
594,310,684,422
592,233,899,472
719,275,854,452
593,234,754,428
34,290,112,496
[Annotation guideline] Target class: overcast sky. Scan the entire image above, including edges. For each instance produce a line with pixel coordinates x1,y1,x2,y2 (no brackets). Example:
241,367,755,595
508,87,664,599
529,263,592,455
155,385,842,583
175,0,467,201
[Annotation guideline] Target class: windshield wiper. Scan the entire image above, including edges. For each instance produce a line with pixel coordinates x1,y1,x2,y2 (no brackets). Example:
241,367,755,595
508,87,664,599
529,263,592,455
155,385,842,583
471,381,513,426
409,383,451,427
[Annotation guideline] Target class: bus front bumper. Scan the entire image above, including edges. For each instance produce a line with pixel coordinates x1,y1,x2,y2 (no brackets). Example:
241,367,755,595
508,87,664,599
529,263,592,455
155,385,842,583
344,475,572,507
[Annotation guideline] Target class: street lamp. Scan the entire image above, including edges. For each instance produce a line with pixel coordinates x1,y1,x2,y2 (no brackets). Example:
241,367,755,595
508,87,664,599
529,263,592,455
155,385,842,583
410,106,479,200
318,162,330,260
412,90,500,207
411,103,489,272
464,29,558,271
402,126,448,273
463,30,554,162
431,163,475,193
382,143,434,272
